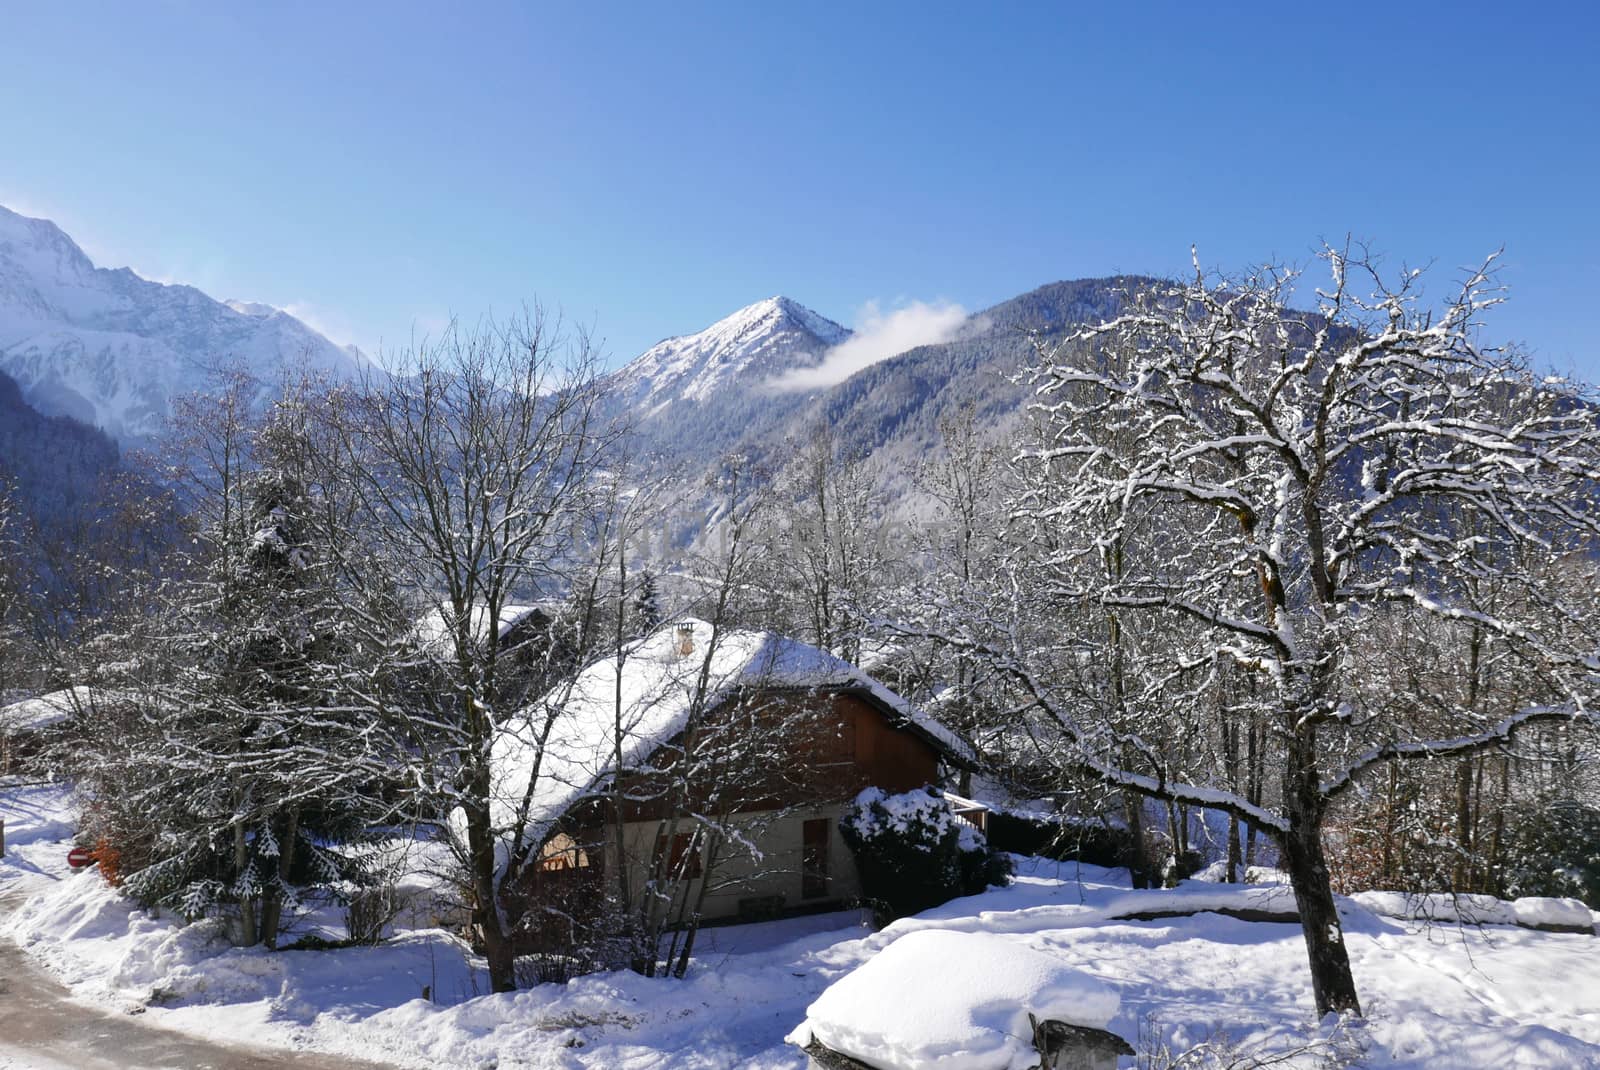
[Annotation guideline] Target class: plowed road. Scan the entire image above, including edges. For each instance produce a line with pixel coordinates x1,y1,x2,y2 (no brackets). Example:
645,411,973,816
0,925,396,1070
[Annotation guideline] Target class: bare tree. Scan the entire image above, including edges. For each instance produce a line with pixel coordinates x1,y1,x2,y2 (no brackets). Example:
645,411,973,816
754,424,896,665
0,474,35,703
338,311,612,991
941,245,1600,1015
630,456,778,977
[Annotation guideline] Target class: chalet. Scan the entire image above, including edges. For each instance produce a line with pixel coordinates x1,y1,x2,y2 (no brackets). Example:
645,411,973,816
486,618,974,938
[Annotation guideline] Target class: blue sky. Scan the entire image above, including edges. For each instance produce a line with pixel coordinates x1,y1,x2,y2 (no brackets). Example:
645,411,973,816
3,2,1597,377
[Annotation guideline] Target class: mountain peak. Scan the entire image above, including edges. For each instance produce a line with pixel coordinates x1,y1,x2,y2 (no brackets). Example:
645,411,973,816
608,296,849,415
698,295,849,351
0,204,366,442
0,204,98,286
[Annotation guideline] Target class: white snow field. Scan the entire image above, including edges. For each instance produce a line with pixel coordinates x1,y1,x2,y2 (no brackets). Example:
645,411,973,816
3,782,1598,1069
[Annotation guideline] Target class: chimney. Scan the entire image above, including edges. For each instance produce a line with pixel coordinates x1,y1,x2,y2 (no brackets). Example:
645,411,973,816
675,621,695,657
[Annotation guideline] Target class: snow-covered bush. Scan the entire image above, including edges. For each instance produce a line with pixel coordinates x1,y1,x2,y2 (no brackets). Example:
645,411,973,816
1503,800,1600,908
839,786,1010,923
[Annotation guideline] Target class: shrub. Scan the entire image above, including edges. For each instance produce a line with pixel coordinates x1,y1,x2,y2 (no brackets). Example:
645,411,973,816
1503,800,1600,908
986,811,1135,868
839,786,1012,924
89,836,124,887
347,884,401,945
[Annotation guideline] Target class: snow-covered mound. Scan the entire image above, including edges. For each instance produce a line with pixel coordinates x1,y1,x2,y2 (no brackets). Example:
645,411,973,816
0,204,365,442
791,929,1120,1070
1352,890,1595,931
0,687,86,731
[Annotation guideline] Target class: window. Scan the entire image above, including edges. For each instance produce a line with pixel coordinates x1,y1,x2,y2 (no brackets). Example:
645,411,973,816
539,832,592,872
802,818,830,899
655,831,703,878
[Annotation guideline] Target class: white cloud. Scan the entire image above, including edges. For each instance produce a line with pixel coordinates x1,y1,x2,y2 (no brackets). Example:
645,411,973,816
282,300,366,353
766,298,970,392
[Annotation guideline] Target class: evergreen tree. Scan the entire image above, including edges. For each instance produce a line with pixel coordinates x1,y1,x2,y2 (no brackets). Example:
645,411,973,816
74,378,411,947
631,569,662,637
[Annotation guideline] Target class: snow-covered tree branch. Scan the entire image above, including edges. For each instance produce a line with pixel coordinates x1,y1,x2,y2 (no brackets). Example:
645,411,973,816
929,243,1600,1016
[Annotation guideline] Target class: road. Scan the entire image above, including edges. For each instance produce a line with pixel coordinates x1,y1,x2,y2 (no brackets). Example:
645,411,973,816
0,913,398,1070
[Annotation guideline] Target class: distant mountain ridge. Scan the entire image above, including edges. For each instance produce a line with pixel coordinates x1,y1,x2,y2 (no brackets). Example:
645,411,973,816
0,202,1161,530
793,277,1152,477
0,205,365,443
0,366,120,528
600,276,1145,473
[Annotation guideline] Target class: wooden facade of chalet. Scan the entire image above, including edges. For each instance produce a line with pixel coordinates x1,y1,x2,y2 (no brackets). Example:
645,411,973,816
506,682,959,947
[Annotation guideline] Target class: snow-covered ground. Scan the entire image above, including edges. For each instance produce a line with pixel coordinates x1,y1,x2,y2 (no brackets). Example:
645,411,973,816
3,782,1598,1069
0,780,77,893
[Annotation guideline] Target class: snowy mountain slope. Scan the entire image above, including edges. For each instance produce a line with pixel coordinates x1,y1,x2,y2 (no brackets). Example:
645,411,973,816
601,296,849,462
608,295,848,415
0,205,365,443
788,278,1150,480
596,280,1153,546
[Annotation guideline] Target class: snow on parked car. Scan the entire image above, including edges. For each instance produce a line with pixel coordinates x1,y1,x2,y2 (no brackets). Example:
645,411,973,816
788,928,1123,1070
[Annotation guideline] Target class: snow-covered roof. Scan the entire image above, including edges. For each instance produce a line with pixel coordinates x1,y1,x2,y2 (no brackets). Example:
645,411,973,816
0,687,98,733
488,619,973,850
853,636,908,675
412,601,552,655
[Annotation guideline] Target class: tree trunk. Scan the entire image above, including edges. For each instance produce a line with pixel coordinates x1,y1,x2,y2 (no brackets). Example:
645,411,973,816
464,795,516,992
1221,706,1242,882
1244,710,1263,868
1281,723,1361,1017
1452,757,1474,891
1226,813,1242,884
233,822,257,947
259,806,300,949
1280,813,1361,1017
1382,764,1398,885
671,832,721,979
1122,789,1150,889
1489,756,1509,897
1164,801,1182,886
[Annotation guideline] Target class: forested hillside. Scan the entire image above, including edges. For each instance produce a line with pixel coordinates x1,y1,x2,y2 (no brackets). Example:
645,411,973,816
0,367,121,531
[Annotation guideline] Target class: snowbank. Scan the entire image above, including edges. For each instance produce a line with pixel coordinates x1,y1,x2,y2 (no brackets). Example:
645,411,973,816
0,781,78,893
2,869,485,1014
791,929,1119,1070
0,687,97,732
1511,896,1596,930
1352,890,1596,931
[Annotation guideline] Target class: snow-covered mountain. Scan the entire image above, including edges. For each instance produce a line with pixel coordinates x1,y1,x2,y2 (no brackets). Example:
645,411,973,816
600,295,849,464
607,295,846,415
0,205,365,443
